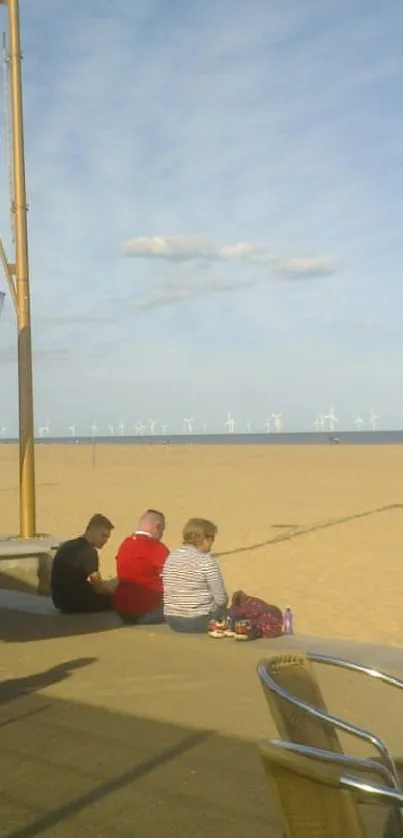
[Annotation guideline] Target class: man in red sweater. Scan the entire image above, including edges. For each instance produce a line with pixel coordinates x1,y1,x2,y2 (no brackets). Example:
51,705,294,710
113,509,169,624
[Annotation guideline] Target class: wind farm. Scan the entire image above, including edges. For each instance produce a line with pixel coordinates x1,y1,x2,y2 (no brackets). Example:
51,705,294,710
0,408,400,444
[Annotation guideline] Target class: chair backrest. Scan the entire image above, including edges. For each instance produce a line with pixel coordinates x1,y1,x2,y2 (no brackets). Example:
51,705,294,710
259,740,371,838
257,653,344,753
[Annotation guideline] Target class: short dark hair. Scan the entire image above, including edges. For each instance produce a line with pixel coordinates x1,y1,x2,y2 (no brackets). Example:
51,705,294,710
86,513,114,531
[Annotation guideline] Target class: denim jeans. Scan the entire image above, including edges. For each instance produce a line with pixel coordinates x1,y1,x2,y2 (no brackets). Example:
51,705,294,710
166,608,226,635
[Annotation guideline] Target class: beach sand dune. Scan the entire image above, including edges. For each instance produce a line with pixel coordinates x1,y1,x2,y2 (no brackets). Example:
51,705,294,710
1,442,402,645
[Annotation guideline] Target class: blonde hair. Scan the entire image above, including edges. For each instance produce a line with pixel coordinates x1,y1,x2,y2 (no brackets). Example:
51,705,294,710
182,517,217,548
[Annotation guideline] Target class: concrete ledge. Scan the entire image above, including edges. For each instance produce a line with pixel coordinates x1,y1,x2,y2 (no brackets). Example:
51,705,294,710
1,588,402,671
0,588,58,614
0,534,65,557
0,554,53,596
0,534,65,596
134,622,403,670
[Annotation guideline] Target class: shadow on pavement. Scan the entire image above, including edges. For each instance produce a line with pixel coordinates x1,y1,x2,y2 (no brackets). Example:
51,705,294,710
0,688,281,838
0,658,98,705
0,608,121,643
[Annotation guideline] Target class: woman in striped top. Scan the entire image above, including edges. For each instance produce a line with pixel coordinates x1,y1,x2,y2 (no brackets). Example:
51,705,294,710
162,518,228,633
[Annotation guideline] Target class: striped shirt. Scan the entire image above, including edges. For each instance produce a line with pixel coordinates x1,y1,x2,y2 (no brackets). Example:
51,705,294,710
162,546,228,618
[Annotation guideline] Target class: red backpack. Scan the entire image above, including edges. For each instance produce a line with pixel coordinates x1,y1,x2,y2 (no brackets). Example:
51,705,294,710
228,590,283,638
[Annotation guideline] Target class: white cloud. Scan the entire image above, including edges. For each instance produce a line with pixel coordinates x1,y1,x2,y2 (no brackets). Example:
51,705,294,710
217,242,270,262
122,234,276,264
122,234,211,261
122,234,335,285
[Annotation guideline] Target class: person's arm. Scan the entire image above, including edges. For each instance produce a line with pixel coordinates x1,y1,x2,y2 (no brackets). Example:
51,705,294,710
152,544,169,576
83,546,111,595
147,544,169,591
201,554,228,608
88,570,112,594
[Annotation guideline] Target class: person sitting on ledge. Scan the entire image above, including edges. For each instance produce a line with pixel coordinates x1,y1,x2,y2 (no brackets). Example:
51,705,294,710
113,509,169,625
162,517,228,633
51,514,114,614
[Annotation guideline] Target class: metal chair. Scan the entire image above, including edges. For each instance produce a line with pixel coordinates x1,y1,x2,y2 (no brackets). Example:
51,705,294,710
257,652,403,786
259,738,403,838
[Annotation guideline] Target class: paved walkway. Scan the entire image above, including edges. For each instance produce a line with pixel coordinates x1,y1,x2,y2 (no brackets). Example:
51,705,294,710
1,593,403,837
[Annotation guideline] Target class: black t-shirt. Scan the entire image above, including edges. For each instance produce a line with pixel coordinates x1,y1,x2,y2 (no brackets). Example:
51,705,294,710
51,537,99,609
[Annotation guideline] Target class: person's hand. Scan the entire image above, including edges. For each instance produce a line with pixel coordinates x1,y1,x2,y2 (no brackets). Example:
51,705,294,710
88,572,111,595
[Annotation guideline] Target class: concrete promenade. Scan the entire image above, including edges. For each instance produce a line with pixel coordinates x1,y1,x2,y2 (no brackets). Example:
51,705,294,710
1,594,403,837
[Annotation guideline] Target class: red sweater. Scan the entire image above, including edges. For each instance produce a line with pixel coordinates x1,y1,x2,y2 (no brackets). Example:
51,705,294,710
113,534,169,615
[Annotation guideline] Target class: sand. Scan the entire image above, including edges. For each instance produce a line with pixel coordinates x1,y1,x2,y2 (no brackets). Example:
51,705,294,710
1,441,403,646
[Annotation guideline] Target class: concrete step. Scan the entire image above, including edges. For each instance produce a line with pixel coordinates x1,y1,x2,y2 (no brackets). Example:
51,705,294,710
0,589,57,615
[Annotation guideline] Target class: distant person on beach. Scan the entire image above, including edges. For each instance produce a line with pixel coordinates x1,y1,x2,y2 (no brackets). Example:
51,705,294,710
162,517,228,633
113,509,169,625
51,514,114,613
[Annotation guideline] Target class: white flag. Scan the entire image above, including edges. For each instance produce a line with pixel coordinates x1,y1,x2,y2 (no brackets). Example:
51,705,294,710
0,291,5,322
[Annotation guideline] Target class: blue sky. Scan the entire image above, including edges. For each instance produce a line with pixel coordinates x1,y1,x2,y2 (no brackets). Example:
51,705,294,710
1,0,403,435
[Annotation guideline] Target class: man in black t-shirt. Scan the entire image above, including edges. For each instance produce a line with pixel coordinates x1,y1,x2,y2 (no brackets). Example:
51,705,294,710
51,513,114,613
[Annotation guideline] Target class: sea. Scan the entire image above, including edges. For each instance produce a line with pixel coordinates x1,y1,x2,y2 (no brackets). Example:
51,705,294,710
1,431,403,446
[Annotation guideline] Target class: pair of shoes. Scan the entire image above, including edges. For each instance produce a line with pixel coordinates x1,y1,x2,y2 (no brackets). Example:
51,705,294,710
208,616,236,638
232,619,262,641
208,617,261,641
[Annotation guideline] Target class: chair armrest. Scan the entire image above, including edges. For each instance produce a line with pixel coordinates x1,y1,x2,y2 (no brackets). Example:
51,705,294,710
257,661,398,784
271,739,397,788
308,653,403,692
341,774,403,807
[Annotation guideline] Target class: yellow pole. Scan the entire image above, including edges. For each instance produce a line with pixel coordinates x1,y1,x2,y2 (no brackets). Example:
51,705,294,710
3,0,36,537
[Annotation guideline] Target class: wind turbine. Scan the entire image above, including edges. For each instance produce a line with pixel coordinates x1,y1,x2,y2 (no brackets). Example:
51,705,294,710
272,412,283,433
244,421,251,433
201,422,208,433
313,414,324,432
325,407,338,432
38,420,50,438
264,418,271,433
354,415,364,431
68,423,76,437
161,424,168,435
108,424,114,436
183,417,193,434
369,410,379,430
117,419,125,436
90,420,97,438
0,424,6,438
225,412,235,433
149,419,157,435
134,421,146,436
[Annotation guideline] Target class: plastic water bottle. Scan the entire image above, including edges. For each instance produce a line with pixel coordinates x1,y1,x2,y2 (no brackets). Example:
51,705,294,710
283,606,294,635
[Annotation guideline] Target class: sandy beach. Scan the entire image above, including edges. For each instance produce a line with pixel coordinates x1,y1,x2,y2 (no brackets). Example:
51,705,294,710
1,442,403,646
